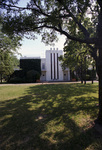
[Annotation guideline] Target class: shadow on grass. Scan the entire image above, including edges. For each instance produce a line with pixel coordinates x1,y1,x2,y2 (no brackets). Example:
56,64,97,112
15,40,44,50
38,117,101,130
0,83,101,150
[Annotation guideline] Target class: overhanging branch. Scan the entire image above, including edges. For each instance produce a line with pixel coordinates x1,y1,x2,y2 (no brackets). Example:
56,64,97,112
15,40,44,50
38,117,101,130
50,25,96,44
56,0,90,38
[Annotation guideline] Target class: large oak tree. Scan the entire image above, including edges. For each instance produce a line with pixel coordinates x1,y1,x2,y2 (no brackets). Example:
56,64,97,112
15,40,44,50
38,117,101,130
1,0,102,124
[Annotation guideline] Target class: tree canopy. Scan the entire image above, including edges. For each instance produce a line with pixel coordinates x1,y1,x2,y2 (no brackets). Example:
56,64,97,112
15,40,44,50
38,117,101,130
0,1,98,41
1,0,99,63
0,16,21,82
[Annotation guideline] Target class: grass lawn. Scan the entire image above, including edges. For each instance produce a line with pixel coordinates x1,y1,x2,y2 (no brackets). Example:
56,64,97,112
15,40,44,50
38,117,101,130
0,83,102,150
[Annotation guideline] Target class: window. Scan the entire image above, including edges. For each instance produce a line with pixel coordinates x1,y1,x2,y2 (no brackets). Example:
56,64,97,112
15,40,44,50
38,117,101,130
42,63,45,69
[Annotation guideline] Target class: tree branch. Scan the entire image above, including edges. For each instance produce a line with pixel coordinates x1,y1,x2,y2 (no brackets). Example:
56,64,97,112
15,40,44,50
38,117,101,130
42,24,96,44
56,0,90,38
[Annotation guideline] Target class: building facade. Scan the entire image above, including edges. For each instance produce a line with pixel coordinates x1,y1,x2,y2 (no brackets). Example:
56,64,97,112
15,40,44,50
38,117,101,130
40,48,70,81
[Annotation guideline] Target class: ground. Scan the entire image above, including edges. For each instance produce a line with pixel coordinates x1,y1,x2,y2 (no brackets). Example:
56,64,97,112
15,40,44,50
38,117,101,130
0,81,102,150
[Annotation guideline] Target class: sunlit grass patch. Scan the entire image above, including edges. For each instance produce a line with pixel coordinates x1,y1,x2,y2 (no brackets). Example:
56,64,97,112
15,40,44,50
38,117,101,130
0,83,102,150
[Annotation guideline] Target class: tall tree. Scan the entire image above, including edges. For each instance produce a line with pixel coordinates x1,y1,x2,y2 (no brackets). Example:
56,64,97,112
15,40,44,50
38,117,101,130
1,0,102,124
0,17,21,83
59,41,92,83
0,51,19,83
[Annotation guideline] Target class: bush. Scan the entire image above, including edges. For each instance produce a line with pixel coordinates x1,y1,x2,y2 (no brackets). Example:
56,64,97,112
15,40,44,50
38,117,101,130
87,69,96,80
9,77,24,83
8,69,41,83
71,72,78,81
82,74,90,81
10,70,26,78
26,70,40,83
36,72,40,80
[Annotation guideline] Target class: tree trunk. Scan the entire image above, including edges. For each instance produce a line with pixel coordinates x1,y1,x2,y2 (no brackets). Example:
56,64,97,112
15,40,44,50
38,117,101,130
95,60,102,125
95,8,102,125
97,75,102,124
81,58,83,84
0,74,2,83
95,47,102,124
84,56,86,84
91,66,94,84
70,70,72,81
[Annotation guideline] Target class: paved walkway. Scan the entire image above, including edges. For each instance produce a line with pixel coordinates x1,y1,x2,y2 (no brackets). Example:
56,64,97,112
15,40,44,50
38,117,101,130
0,81,98,86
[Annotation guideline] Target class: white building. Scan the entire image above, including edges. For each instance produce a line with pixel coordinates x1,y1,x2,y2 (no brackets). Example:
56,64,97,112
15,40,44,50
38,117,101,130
40,48,70,81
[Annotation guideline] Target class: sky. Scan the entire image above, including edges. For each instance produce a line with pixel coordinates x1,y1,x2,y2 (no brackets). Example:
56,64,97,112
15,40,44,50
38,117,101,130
18,35,65,58
16,0,66,59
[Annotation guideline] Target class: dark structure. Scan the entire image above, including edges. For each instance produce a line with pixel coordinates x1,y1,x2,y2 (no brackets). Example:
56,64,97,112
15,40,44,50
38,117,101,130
9,58,41,83
20,58,41,75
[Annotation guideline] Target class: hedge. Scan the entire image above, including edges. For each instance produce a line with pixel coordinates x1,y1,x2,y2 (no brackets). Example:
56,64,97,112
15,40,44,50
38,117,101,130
20,59,41,75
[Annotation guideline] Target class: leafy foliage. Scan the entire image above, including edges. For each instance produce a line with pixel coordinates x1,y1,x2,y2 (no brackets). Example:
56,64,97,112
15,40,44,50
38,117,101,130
0,0,99,72
26,69,40,82
1,0,98,47
9,69,40,83
0,51,19,82
0,16,21,83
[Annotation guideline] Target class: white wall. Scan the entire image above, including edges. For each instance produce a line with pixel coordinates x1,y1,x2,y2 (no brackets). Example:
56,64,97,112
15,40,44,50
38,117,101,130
40,48,70,81
45,48,64,81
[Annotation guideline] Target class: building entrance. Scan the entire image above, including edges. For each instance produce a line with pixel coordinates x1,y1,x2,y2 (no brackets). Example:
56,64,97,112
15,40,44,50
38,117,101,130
40,72,46,81
63,71,68,81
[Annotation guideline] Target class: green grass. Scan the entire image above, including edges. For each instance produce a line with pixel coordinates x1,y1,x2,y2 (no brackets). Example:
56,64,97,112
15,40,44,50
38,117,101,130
0,83,102,150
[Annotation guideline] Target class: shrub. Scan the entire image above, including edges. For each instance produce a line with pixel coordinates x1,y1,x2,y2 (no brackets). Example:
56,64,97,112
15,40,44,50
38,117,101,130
9,77,24,83
10,70,26,78
8,68,41,83
82,74,90,81
26,70,40,83
87,69,96,80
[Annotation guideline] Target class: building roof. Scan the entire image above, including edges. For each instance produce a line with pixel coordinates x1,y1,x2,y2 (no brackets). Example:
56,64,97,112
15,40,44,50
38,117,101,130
20,56,41,59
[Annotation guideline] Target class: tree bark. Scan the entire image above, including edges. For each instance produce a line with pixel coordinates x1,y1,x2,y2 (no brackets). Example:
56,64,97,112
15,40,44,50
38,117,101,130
80,58,83,84
96,48,102,124
91,66,94,84
0,74,2,83
95,8,102,124
84,56,86,84
97,75,102,124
